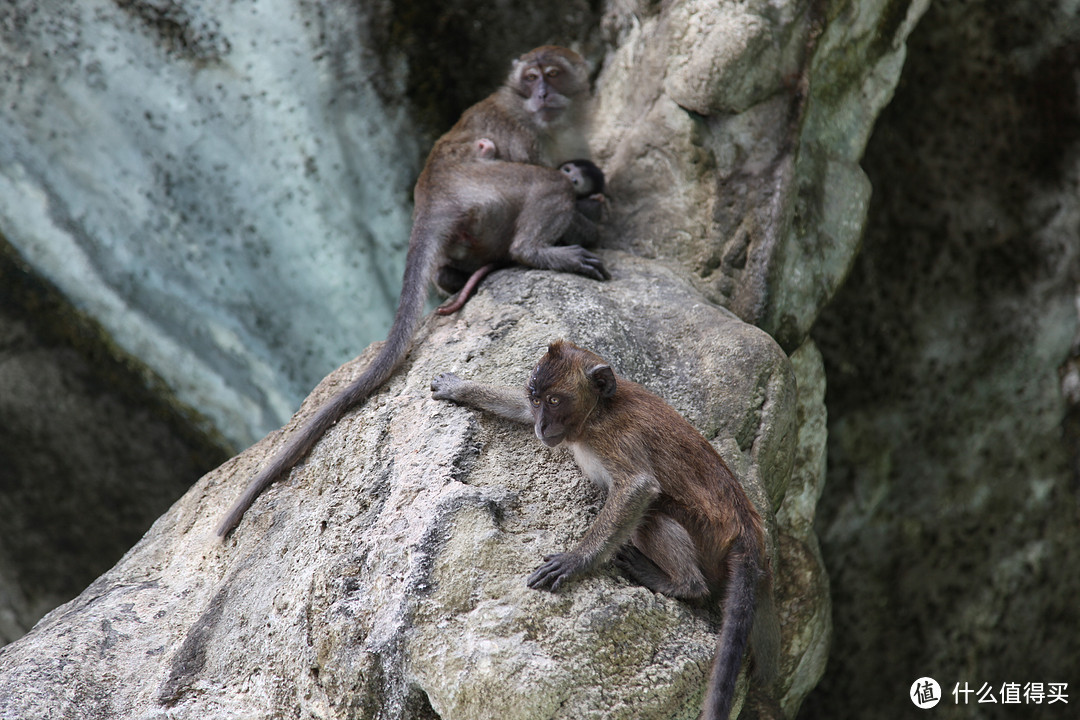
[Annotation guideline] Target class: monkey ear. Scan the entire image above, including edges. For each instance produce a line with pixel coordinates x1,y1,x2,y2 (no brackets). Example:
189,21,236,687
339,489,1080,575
587,364,616,398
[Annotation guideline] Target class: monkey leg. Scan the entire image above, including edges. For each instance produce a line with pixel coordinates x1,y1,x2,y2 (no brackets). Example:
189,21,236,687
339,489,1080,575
615,515,709,599
573,195,605,226
435,265,472,294
435,263,497,315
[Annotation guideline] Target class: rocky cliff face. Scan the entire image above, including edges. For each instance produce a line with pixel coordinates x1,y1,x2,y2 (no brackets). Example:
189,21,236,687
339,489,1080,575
0,259,807,719
15,0,1066,718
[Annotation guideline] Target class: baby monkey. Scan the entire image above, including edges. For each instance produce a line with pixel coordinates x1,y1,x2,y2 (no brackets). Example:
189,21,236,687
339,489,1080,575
431,340,777,720
473,137,604,196
435,145,606,316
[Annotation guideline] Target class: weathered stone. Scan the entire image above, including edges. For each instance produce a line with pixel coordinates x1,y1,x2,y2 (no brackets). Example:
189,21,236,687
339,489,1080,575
0,0,422,448
774,341,831,717
591,0,931,351
0,0,600,651
0,256,802,719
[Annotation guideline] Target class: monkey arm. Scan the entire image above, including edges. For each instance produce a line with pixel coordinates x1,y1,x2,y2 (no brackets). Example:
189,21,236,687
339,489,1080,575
528,472,661,591
563,206,602,248
509,241,608,280
431,373,534,425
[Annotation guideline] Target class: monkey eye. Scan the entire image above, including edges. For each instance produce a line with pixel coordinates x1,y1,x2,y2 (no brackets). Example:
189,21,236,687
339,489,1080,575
524,70,540,82
545,67,560,78
547,395,560,405
530,396,541,407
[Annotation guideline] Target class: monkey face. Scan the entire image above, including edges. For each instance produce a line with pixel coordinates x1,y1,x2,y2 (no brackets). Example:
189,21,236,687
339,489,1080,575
559,160,604,197
527,340,616,447
512,47,588,124
560,163,590,194
528,388,572,447
527,351,578,446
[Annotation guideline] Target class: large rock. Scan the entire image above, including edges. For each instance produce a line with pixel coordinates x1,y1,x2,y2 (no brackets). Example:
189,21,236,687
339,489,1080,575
0,0,421,448
0,257,807,719
591,0,930,351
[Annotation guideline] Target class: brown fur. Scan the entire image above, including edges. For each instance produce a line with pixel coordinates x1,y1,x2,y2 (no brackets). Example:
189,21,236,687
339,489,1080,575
431,340,778,720
217,47,608,537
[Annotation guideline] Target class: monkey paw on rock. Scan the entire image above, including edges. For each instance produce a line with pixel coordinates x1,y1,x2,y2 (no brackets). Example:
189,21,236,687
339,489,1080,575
527,552,588,592
554,245,610,281
430,373,465,401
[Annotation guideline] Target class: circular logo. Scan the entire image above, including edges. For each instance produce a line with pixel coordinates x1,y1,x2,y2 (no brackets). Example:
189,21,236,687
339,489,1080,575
911,677,941,709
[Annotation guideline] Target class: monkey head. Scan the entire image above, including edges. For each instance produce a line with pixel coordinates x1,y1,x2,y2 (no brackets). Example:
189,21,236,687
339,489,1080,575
526,340,616,447
559,159,605,197
510,46,589,126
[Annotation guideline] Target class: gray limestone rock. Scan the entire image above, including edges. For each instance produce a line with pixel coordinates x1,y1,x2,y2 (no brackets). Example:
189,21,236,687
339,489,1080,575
0,0,421,448
591,0,931,351
0,257,805,719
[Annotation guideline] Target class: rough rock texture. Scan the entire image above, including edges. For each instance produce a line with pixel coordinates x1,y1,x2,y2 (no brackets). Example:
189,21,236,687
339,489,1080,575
0,248,230,644
591,0,929,351
806,0,1080,717
0,0,420,448
0,259,802,719
774,342,831,712
0,0,937,717
0,0,599,641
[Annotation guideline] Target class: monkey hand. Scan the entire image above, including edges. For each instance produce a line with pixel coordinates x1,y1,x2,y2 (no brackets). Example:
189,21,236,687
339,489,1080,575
557,246,610,282
527,552,587,592
430,372,466,402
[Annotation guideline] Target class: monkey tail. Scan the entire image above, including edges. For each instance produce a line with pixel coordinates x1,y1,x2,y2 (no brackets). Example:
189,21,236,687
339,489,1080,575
701,537,760,720
750,566,780,688
215,222,444,538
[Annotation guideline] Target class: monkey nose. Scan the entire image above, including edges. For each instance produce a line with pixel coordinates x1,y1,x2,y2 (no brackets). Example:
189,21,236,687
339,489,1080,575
535,425,561,447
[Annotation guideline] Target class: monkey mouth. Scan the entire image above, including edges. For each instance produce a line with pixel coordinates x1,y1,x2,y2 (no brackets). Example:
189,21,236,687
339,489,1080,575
538,107,564,123
526,101,565,124
537,430,565,447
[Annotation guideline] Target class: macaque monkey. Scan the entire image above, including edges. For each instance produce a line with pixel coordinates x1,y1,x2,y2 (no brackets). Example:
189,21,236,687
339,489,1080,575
434,145,607,316
217,46,608,537
431,340,778,720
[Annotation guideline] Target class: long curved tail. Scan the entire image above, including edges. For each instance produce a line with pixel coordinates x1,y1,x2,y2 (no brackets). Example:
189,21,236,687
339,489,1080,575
216,227,442,537
701,537,760,720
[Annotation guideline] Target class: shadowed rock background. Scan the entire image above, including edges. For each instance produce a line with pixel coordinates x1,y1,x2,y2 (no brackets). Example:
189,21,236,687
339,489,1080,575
0,0,1077,719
